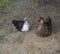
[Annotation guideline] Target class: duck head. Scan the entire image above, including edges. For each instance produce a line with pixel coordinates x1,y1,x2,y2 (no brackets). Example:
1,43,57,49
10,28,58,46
36,17,44,24
24,17,28,22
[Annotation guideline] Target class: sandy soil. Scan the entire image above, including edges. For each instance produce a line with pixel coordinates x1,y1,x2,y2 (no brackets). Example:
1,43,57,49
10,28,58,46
0,0,60,54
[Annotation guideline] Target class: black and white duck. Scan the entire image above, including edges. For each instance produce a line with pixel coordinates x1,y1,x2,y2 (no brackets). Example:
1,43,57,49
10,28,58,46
12,17,30,32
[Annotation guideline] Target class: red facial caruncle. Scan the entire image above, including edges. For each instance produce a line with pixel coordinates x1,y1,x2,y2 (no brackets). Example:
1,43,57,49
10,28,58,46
37,17,43,23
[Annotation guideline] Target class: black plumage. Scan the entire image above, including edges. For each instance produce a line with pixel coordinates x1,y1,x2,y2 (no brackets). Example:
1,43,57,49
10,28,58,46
12,20,25,31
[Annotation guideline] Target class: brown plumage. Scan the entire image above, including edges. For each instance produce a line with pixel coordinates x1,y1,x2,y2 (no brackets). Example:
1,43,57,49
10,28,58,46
36,17,52,37
45,16,52,35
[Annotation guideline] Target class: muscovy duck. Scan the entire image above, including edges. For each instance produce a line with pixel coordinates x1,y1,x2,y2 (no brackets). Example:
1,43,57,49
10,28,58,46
36,17,52,37
12,17,30,32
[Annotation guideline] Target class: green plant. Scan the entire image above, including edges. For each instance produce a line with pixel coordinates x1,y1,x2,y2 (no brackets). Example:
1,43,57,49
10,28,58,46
0,0,18,13
0,35,4,40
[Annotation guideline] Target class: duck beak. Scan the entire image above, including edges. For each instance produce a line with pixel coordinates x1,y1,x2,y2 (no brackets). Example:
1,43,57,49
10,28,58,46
35,21,38,24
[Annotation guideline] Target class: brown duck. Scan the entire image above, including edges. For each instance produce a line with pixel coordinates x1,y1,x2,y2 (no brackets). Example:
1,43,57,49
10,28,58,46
36,17,52,37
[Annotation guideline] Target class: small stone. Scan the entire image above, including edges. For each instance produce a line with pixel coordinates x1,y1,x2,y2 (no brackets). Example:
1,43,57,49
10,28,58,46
38,48,41,50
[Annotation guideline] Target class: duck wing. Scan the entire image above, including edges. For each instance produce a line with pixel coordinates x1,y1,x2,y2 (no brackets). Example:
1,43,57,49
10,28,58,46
12,20,25,31
18,21,25,31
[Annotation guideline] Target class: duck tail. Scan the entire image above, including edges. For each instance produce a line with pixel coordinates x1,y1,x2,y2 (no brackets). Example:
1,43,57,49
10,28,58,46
12,20,17,24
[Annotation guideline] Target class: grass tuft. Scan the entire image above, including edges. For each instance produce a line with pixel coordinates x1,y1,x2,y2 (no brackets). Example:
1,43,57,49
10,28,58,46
0,0,19,13
0,35,4,40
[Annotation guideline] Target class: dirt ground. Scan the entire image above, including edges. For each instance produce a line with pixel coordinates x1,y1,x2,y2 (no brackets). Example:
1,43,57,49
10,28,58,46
0,0,60,54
